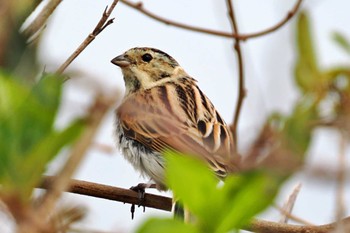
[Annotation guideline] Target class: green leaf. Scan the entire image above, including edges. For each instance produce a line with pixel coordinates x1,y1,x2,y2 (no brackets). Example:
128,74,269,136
294,12,323,93
216,171,280,232
4,28,38,79
333,32,350,55
13,119,85,198
324,67,350,83
0,72,85,200
137,218,199,233
165,152,282,233
1,0,41,79
284,97,318,155
165,150,224,229
0,73,63,157
0,71,32,172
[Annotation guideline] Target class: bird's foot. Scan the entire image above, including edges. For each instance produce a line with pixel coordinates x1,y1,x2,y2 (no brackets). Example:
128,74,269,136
129,183,156,219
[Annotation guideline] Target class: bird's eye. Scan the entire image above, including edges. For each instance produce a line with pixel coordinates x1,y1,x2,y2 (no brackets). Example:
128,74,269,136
141,53,153,62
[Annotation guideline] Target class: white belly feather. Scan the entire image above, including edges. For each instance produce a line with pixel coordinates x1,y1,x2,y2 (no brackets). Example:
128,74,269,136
115,119,166,188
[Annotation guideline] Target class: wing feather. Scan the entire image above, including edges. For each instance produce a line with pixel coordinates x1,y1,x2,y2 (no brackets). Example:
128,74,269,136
117,79,238,176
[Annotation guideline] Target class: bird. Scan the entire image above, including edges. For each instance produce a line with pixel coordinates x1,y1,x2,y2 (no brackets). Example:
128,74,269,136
111,47,239,191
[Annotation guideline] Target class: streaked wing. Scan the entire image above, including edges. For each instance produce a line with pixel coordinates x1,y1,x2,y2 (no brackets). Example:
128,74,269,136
117,78,237,176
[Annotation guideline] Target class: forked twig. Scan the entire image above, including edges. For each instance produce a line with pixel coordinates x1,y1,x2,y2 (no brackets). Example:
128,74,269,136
56,0,120,74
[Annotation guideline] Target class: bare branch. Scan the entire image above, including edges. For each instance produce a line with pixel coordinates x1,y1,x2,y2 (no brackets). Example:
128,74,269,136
335,132,347,227
279,183,302,223
56,0,119,74
225,0,245,150
248,217,350,233
239,0,303,40
39,176,173,212
120,0,303,40
119,0,233,38
37,176,350,233
22,0,63,38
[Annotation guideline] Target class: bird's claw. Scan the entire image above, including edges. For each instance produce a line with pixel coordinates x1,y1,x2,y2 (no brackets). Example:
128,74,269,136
130,183,146,201
130,183,149,219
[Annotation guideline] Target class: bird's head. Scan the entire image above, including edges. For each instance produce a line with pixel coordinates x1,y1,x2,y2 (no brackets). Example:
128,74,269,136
111,47,185,94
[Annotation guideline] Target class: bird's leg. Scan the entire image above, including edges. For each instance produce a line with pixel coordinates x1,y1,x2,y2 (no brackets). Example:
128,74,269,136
130,183,156,200
129,183,156,219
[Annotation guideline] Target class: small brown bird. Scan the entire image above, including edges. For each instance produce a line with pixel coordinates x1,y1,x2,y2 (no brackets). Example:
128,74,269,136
112,47,239,191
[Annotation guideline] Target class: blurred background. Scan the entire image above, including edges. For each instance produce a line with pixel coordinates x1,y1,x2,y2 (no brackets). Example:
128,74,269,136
2,0,350,232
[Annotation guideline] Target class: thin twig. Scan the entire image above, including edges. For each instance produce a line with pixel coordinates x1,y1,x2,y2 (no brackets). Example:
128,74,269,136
56,0,120,74
92,142,115,154
226,0,245,150
36,177,350,233
120,0,303,40
279,183,302,223
275,204,314,226
335,132,347,226
303,162,350,182
22,0,63,38
37,95,117,221
239,0,303,40
120,0,232,38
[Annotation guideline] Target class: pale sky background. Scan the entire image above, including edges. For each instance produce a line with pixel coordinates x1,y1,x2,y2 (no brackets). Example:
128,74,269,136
21,0,350,232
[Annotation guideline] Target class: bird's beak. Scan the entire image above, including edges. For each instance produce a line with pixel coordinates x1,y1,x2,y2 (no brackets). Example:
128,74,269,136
111,54,131,67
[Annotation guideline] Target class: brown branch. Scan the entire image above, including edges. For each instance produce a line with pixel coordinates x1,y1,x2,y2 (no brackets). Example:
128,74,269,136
248,218,350,233
239,0,303,40
56,0,120,74
22,0,63,38
38,176,350,233
120,0,303,40
40,176,172,212
119,0,232,38
226,0,245,150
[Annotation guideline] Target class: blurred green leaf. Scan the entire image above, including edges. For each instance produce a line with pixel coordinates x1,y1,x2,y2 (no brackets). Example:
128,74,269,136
284,97,318,155
0,73,63,158
15,119,85,198
165,151,282,233
325,67,350,82
165,150,223,229
0,71,32,175
1,0,41,78
4,28,38,79
137,218,199,233
295,12,323,93
333,32,350,55
0,71,85,200
216,172,280,232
